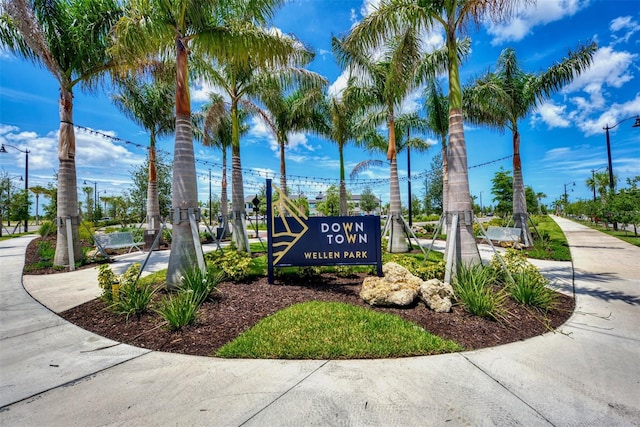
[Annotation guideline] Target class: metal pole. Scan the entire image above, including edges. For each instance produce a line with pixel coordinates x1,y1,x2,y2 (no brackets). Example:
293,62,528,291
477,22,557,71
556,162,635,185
407,132,412,228
591,169,596,202
93,181,97,222
24,150,29,232
208,169,212,225
605,127,615,193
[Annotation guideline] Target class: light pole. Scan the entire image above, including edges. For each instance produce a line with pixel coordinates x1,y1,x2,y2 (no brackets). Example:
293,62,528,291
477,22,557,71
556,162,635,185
603,115,640,194
0,143,30,232
563,181,575,213
83,179,98,221
479,191,483,215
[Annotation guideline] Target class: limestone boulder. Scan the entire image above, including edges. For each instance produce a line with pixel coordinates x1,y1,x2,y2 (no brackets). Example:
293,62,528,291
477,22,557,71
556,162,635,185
360,262,422,307
418,278,455,313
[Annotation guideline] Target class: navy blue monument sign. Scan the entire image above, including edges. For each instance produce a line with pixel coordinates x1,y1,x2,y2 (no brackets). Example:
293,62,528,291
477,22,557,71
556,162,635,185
266,180,382,283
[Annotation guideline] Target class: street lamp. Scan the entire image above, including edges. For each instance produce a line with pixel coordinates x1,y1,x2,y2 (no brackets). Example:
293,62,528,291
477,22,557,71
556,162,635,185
0,143,30,232
83,179,98,221
479,191,483,214
603,115,640,194
590,167,605,202
563,181,575,213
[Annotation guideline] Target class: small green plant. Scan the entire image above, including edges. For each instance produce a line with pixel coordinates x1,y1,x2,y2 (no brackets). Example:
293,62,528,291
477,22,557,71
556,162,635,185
97,264,117,303
509,270,557,309
452,263,506,321
36,240,55,260
180,267,223,306
156,291,199,330
205,244,252,281
38,221,56,237
103,263,156,320
490,249,546,287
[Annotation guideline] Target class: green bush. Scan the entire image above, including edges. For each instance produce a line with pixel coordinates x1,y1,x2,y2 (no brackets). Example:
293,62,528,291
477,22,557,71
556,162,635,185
156,291,199,330
38,220,56,237
205,244,252,281
490,249,546,287
452,263,506,321
382,253,445,281
97,264,117,303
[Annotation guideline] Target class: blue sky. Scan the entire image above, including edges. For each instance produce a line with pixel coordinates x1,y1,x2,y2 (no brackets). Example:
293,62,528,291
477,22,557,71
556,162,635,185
1,0,639,215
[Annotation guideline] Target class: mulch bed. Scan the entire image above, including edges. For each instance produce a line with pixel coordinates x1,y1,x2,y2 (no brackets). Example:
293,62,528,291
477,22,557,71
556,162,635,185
24,237,574,358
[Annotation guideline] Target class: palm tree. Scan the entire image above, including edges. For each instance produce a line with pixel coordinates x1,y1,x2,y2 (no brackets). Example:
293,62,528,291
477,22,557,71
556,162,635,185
112,70,175,245
343,0,533,277
203,48,314,252
586,171,611,203
29,185,48,225
252,71,327,196
314,76,367,216
535,191,546,215
1,0,122,266
465,43,596,246
424,79,450,222
194,93,249,237
111,0,307,286
334,30,445,252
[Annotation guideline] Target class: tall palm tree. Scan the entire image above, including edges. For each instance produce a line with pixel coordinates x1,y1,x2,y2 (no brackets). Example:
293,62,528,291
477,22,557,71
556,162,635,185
1,0,122,266
334,30,446,252
203,49,315,252
111,0,306,286
29,184,48,225
586,171,611,203
252,71,327,196
464,43,596,246
112,70,175,243
314,76,367,216
424,79,450,222
194,93,250,237
343,0,532,275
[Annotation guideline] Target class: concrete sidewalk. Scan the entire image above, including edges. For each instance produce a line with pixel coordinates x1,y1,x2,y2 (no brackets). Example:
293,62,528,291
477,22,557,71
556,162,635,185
1,216,639,425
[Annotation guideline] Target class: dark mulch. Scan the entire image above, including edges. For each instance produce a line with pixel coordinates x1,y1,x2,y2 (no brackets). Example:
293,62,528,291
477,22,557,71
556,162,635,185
24,237,574,358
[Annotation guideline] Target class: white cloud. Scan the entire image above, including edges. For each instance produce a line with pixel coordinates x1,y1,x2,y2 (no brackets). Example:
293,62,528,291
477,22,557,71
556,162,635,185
576,93,640,136
610,15,640,45
487,0,587,45
531,102,571,129
563,46,637,115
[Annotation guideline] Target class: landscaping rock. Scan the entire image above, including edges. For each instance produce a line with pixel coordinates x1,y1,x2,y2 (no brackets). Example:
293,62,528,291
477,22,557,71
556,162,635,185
360,262,422,307
418,279,454,313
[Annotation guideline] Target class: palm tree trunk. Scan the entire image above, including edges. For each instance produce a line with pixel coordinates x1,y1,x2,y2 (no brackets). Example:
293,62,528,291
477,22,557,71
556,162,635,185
512,128,533,246
445,109,480,268
220,147,229,231
444,29,480,272
230,103,248,252
54,87,82,266
167,39,200,290
146,138,161,250
388,155,408,253
279,138,287,196
339,143,348,216
441,135,449,232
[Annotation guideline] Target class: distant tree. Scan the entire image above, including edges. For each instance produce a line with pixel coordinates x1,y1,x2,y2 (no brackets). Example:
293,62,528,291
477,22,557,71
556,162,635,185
491,169,513,218
424,153,443,215
360,187,378,214
29,185,49,225
81,186,94,220
316,185,340,217
129,153,172,221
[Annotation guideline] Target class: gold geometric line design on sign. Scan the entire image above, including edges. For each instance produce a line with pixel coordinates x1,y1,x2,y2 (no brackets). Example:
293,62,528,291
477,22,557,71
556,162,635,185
270,182,308,265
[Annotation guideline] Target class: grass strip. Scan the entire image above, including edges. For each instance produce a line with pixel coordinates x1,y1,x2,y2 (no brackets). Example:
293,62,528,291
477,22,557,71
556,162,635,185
215,301,463,359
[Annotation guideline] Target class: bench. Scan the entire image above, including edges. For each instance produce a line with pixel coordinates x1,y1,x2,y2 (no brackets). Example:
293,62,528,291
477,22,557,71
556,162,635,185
94,232,142,254
482,226,521,245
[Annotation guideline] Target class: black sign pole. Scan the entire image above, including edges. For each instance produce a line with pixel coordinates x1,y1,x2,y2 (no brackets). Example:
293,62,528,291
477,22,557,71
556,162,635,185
266,179,274,284
375,216,383,276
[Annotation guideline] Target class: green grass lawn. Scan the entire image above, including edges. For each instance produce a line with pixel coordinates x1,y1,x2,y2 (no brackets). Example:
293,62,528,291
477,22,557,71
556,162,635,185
575,219,640,247
523,215,571,261
215,301,463,359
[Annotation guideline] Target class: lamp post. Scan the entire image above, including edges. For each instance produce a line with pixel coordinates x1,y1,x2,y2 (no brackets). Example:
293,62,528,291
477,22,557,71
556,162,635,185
590,167,605,202
563,181,575,214
479,191,483,215
603,115,640,194
0,144,30,232
83,179,98,221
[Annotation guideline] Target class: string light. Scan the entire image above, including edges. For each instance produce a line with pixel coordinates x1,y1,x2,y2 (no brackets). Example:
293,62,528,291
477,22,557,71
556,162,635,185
72,122,510,193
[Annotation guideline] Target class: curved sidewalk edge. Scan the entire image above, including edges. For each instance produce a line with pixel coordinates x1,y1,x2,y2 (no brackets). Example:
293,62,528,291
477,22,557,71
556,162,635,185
1,219,639,426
